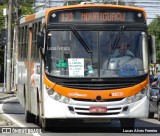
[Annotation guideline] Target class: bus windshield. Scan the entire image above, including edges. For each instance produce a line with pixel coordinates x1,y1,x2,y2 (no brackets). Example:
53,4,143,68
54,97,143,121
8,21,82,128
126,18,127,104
45,29,145,78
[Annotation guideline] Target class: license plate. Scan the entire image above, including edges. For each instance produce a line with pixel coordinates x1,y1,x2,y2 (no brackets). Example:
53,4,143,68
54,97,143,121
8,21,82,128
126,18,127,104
90,107,107,113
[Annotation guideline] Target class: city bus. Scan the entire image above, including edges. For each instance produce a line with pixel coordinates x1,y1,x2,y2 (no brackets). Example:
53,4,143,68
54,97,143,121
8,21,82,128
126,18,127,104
16,3,156,129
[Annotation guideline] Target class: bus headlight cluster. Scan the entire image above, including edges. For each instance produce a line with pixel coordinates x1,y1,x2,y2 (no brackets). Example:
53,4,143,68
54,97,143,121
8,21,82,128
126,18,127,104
126,88,147,104
47,88,70,103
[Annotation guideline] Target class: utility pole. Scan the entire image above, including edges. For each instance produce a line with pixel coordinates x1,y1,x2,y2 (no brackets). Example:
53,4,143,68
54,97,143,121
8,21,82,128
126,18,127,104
2,8,8,93
116,0,119,5
12,0,19,89
6,0,12,93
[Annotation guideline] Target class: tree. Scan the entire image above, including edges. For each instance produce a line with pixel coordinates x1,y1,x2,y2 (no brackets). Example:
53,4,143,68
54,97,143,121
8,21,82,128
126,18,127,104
0,0,8,5
148,16,160,63
95,0,135,6
0,1,33,81
63,0,91,5
0,3,8,75
103,0,125,5
17,1,33,16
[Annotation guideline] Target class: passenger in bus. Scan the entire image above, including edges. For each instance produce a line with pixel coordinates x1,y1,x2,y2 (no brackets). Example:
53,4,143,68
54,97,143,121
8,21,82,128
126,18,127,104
111,43,134,58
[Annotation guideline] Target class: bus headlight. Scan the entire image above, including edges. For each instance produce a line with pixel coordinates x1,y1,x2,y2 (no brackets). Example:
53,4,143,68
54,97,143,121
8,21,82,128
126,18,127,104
47,88,62,100
46,87,70,103
126,97,133,104
126,88,147,104
47,88,54,95
134,93,142,101
63,97,70,103
54,93,61,100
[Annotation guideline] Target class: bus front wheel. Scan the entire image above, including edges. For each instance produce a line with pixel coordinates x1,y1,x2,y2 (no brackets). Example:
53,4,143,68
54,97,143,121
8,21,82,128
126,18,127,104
39,118,49,131
148,112,154,118
158,103,160,121
25,110,35,123
120,118,135,129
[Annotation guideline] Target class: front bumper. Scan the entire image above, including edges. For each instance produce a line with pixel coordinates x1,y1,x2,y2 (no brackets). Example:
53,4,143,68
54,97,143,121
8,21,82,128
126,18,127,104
43,95,149,119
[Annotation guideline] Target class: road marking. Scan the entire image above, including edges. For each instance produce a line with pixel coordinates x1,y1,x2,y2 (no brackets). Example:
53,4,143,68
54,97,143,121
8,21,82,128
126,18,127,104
1,97,41,136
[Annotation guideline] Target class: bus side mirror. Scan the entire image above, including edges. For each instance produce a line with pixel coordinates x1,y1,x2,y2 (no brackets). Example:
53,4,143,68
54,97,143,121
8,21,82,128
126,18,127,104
148,35,156,64
37,32,44,49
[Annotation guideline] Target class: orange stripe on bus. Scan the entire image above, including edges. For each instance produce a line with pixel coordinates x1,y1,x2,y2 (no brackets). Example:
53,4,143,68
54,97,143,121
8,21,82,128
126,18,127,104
44,74,56,88
25,14,35,22
44,74,148,100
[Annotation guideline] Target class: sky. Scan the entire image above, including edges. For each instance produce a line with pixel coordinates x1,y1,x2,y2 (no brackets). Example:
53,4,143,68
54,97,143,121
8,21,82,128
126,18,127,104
34,0,160,24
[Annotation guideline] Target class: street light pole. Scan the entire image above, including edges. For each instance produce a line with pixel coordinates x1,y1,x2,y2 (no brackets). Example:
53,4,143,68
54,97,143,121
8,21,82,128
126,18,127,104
6,0,12,93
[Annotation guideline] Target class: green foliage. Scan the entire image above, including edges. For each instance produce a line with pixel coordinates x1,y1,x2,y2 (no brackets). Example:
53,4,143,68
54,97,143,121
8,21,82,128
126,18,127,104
148,16,160,62
0,1,33,67
18,3,33,17
0,0,8,5
100,0,135,6
63,0,135,6
148,16,160,45
63,0,91,5
0,4,7,68
104,0,125,5
0,1,33,28
0,4,7,30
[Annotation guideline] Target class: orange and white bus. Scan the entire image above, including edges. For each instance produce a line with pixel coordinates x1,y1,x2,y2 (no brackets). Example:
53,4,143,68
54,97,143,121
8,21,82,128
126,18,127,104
16,3,156,129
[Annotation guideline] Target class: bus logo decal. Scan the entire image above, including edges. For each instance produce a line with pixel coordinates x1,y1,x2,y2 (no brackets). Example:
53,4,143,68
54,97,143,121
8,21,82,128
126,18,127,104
68,92,87,97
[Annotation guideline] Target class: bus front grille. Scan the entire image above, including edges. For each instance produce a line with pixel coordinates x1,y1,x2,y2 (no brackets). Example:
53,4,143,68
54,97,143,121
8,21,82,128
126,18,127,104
68,106,122,116
72,98,124,102
61,82,135,90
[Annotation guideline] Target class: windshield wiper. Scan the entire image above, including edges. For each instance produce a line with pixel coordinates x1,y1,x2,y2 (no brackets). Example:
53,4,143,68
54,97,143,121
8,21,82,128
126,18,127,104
110,26,125,55
70,26,94,72
106,26,125,69
70,26,92,53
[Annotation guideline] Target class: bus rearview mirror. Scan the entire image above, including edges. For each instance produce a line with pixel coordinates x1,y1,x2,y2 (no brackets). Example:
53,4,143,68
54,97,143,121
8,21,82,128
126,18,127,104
148,35,156,64
37,32,44,48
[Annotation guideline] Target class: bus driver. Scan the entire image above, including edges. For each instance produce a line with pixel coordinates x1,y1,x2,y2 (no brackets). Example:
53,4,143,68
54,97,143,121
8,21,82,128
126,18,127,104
102,43,143,76
111,43,134,58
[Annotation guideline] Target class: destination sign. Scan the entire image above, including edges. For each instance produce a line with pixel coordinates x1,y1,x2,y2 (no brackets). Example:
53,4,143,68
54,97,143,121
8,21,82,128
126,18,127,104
49,8,145,23
61,12,125,22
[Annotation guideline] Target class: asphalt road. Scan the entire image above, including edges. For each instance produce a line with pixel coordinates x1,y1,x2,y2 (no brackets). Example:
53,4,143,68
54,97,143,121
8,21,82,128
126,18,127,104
0,97,160,136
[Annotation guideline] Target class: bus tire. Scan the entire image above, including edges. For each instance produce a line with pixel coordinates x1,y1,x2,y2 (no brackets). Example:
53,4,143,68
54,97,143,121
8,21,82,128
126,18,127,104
158,103,160,121
39,118,49,131
25,110,35,123
36,92,49,130
148,112,154,118
120,118,135,129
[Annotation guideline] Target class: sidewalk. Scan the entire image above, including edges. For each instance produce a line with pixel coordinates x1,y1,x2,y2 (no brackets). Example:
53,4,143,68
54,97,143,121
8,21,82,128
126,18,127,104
0,86,16,126
0,87,15,100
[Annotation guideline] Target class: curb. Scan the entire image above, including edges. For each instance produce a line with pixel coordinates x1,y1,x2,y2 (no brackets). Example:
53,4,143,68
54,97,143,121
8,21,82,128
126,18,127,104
0,94,15,100
0,86,16,100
